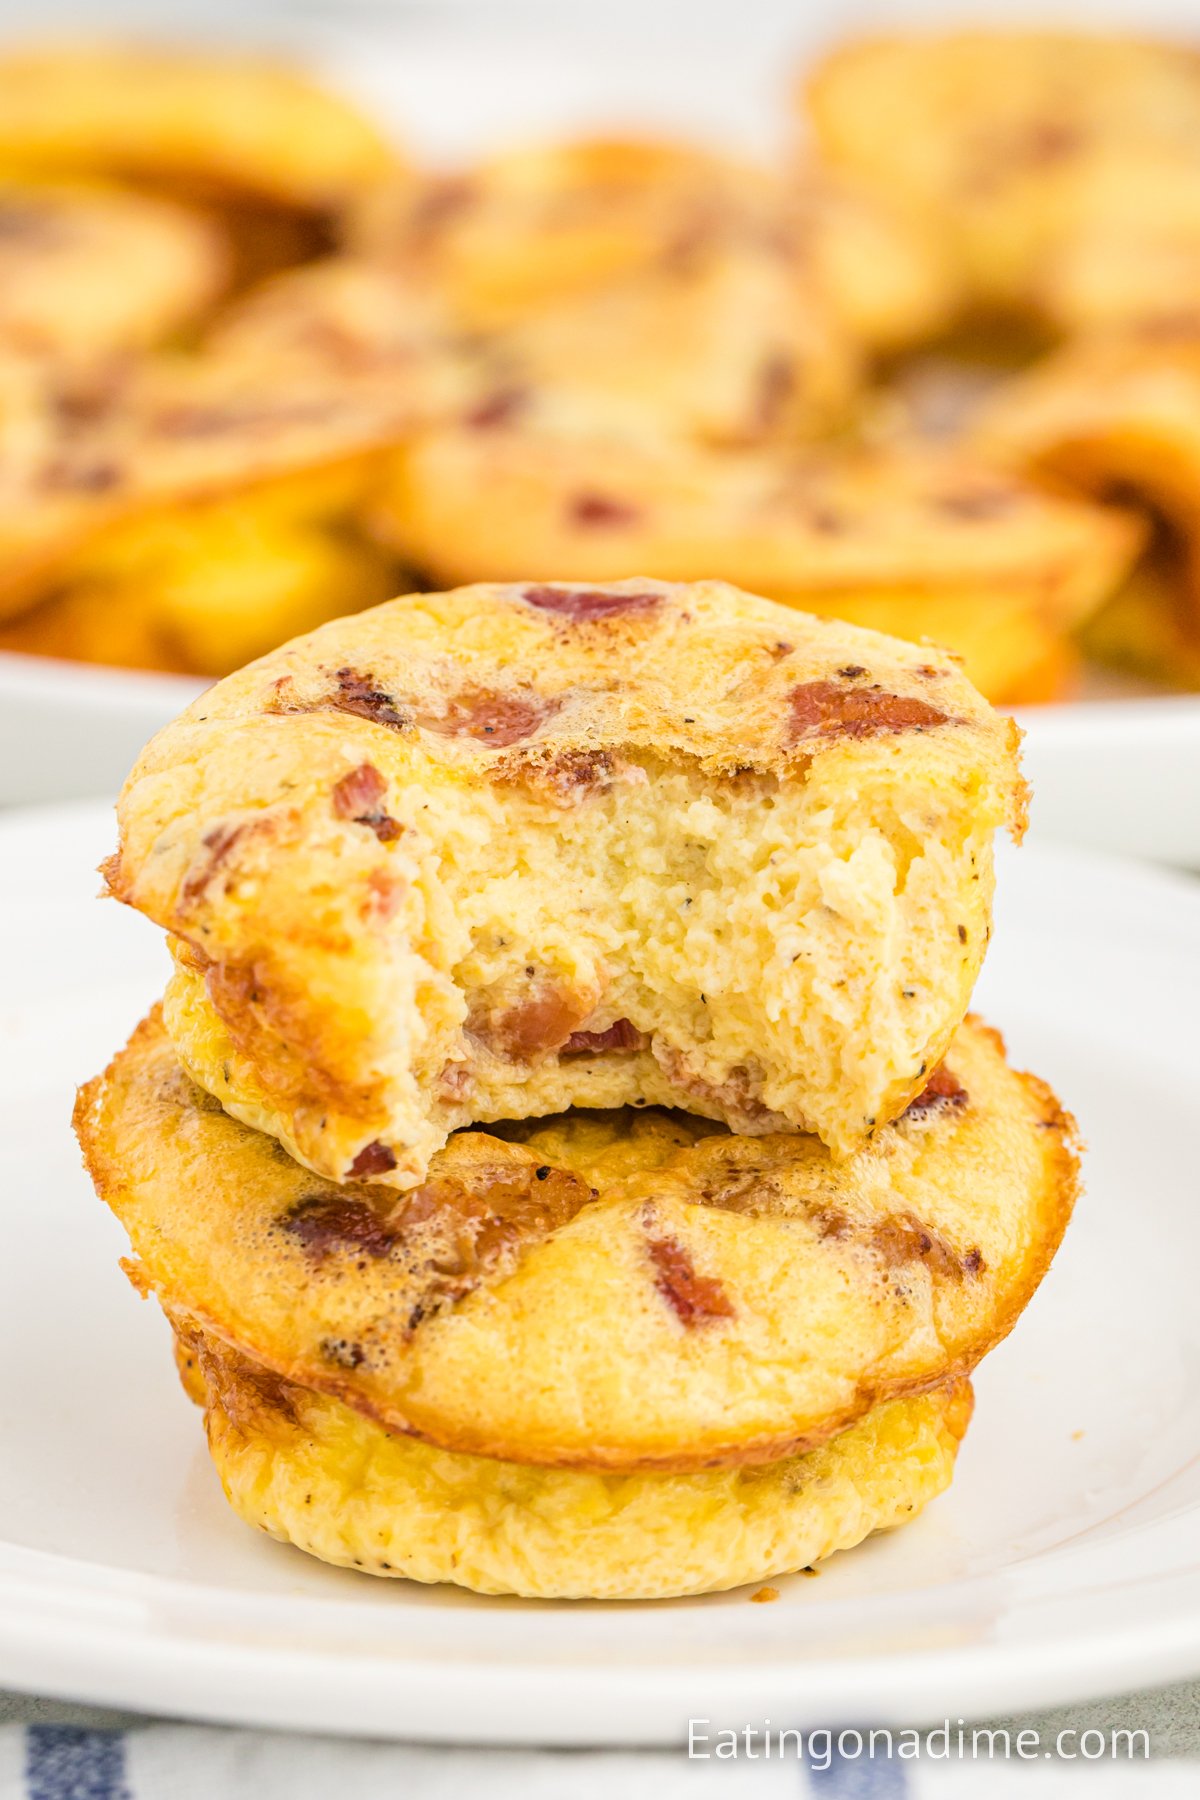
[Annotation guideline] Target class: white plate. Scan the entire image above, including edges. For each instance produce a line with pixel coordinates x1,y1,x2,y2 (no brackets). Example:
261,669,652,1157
0,800,1198,1742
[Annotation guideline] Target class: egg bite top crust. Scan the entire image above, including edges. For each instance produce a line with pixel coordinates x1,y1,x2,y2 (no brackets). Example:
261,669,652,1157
106,580,1025,1181
76,1009,1077,1473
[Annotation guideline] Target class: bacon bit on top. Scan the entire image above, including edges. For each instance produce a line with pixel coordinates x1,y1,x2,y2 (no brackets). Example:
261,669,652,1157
330,668,411,729
562,1019,649,1055
647,1232,735,1327
816,1201,983,1282
348,1140,398,1178
568,492,643,528
788,679,950,742
867,1212,984,1281
420,687,560,747
331,763,402,842
521,585,662,621
281,1192,396,1262
399,1164,592,1281
905,1064,968,1114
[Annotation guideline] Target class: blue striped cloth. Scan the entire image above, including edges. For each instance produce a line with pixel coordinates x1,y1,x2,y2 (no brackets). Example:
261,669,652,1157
1,1723,1196,1798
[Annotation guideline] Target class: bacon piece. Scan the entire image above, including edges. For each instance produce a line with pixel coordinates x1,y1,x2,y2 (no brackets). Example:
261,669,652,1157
469,982,596,1059
399,1164,591,1284
754,352,795,434
331,762,402,842
466,385,528,429
905,1064,968,1114
562,1019,648,1055
787,679,950,742
281,1192,396,1261
646,1233,735,1327
866,1212,982,1280
934,487,1016,522
278,1160,591,1323
521,585,662,621
150,397,336,438
568,492,642,528
816,1202,983,1282
365,866,405,921
329,668,410,730
42,456,122,493
407,175,478,241
180,821,248,905
348,1140,397,1178
652,1045,790,1131
1016,119,1086,168
419,687,559,747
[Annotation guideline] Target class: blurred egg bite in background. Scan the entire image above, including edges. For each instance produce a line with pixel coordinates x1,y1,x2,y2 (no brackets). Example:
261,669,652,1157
0,28,1188,695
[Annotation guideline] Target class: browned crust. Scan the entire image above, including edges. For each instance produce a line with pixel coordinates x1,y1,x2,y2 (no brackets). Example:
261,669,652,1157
178,1312,978,1469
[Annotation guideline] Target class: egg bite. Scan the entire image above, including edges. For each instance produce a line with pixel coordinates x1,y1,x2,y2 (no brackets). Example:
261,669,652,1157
374,420,1140,703
804,30,1200,334
76,1007,1076,1473
0,41,396,214
207,240,855,450
0,303,470,650
977,329,1200,648
352,133,955,359
105,579,1025,1184
468,234,858,447
179,1321,972,1600
0,178,226,368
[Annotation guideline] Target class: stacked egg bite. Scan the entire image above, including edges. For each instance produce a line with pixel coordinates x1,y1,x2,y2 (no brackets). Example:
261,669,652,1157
76,577,1078,1598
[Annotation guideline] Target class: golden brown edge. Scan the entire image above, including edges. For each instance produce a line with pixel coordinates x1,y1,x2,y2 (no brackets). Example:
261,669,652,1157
74,1006,1079,1475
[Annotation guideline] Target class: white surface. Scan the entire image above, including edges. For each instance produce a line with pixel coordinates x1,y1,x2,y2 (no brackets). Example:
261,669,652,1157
0,655,205,808
0,802,1197,1742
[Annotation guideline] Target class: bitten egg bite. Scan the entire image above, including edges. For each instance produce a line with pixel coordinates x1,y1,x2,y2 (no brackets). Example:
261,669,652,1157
105,579,1025,1183
374,423,1141,703
177,1320,971,1600
75,1008,1076,1472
